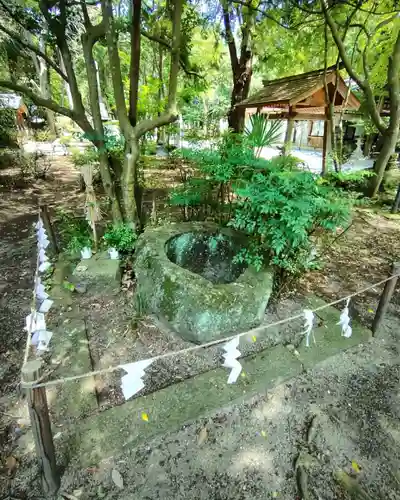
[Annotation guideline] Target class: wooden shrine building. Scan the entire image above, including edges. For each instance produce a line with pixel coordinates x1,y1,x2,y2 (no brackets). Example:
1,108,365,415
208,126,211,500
236,66,361,168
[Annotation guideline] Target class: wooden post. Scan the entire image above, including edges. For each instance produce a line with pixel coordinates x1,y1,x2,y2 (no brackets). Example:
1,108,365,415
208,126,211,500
283,106,294,155
21,360,60,496
391,184,400,213
322,112,332,175
372,262,400,336
40,204,59,255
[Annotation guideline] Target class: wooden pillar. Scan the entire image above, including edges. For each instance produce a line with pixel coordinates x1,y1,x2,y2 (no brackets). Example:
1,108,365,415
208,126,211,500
283,106,295,155
39,204,59,255
372,262,400,336
21,360,60,495
322,111,332,175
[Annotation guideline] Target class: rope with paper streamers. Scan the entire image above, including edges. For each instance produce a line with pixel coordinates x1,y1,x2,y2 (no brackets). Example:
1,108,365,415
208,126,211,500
23,212,54,364
20,270,400,395
23,209,53,364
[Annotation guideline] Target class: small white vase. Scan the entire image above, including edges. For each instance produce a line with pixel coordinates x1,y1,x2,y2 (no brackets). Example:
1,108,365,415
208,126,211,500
108,247,119,260
81,247,92,259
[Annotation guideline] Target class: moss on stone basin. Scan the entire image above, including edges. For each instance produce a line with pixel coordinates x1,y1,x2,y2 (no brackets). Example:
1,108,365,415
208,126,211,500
134,222,273,344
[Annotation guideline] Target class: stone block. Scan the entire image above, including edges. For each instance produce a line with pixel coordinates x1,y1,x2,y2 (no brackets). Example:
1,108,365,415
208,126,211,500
47,318,98,423
134,222,273,343
72,251,121,292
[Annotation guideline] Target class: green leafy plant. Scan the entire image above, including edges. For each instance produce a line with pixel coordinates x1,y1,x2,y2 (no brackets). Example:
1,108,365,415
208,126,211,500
230,166,351,278
55,210,92,255
171,136,351,286
102,223,137,253
321,169,375,191
244,114,282,158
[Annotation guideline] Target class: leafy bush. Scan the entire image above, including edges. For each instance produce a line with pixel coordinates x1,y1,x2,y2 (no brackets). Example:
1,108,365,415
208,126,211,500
102,223,137,252
55,210,92,255
141,140,157,156
230,167,350,275
71,146,99,168
171,134,351,281
0,109,18,148
321,169,375,191
33,129,56,142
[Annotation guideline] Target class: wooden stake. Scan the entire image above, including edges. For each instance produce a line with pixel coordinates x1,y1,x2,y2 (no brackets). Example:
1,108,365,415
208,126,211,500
21,360,60,496
372,262,400,336
391,184,400,213
40,204,59,255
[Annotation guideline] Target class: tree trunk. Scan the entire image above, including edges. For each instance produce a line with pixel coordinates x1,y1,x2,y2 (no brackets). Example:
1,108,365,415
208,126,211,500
82,34,122,222
121,137,140,224
227,55,252,133
363,134,374,157
369,126,399,197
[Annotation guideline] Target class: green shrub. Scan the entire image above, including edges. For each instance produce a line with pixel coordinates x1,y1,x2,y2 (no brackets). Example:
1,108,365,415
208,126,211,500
71,146,99,168
0,109,18,147
102,223,137,253
321,169,375,191
230,167,350,275
55,210,92,255
171,134,351,281
141,140,157,156
33,129,56,142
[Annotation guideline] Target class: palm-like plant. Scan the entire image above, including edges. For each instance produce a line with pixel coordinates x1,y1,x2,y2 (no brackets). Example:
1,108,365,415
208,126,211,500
244,113,282,158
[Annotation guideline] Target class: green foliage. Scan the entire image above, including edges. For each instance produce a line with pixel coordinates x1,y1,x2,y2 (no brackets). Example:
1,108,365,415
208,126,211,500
71,146,99,168
0,109,18,147
244,114,282,157
171,135,351,280
230,166,350,275
102,223,137,253
55,210,92,255
141,140,157,156
321,169,375,191
33,128,56,142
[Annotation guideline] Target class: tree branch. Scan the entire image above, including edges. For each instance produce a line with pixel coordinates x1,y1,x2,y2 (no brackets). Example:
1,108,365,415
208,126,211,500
221,0,239,77
321,0,387,135
129,0,142,126
0,22,68,81
101,0,131,136
0,80,74,118
140,30,202,77
133,0,183,138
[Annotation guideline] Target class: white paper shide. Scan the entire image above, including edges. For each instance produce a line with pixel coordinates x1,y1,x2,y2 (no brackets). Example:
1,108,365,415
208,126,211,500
303,309,315,347
222,336,242,384
119,359,153,400
337,298,352,338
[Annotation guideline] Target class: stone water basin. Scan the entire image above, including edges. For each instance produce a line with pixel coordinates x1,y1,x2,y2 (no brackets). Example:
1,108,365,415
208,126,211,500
134,222,273,343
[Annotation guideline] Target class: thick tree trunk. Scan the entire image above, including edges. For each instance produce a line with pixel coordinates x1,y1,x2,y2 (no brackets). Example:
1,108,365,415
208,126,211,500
369,127,399,197
121,137,140,224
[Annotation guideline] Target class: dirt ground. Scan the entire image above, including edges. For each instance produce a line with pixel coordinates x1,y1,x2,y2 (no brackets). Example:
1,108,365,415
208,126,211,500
1,154,400,499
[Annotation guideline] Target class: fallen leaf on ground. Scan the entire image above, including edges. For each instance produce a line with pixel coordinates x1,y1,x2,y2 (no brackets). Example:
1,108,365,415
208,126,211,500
197,426,208,445
351,460,361,474
5,456,18,475
111,468,124,489
141,412,149,422
252,335,257,342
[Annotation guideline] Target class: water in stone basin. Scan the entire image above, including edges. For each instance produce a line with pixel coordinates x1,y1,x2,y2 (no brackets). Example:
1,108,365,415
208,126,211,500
165,231,247,285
